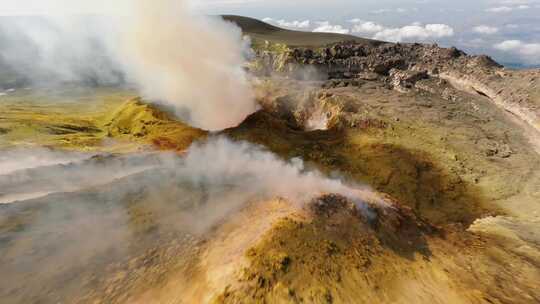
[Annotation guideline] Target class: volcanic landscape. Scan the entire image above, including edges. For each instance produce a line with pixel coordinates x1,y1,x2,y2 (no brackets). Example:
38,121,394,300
0,12,539,304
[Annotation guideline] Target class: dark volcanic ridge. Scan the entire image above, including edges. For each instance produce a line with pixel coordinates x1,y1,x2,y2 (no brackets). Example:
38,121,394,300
221,15,381,47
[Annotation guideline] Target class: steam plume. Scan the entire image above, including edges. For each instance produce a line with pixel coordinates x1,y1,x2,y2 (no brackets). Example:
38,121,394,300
117,0,257,130
0,0,258,130
0,137,381,227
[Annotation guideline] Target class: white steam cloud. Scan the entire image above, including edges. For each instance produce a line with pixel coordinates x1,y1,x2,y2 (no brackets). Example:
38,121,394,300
0,147,90,176
0,150,172,204
0,0,258,131
118,0,257,131
0,137,383,222
0,16,123,87
182,137,378,206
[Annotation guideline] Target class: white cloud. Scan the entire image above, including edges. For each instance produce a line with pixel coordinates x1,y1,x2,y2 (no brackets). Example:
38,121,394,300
348,19,457,43
312,21,350,34
499,0,535,3
0,0,130,15
351,21,384,34
473,25,499,34
370,8,418,14
350,21,454,42
373,24,454,42
486,6,512,12
262,17,310,29
486,5,530,12
494,40,540,63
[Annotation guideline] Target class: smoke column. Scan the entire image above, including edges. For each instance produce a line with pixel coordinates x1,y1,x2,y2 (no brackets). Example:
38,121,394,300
116,0,257,131
0,0,258,131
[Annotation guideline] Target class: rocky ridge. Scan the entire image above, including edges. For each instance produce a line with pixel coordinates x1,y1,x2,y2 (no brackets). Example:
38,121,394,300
250,41,540,136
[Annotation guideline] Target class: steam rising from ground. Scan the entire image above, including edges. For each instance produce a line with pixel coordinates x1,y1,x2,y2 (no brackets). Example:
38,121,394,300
0,150,175,204
0,147,90,175
0,137,379,228
0,0,257,130
183,137,371,205
119,0,257,131
0,16,123,87
0,137,381,301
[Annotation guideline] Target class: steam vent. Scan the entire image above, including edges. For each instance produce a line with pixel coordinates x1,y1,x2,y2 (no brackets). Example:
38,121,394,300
0,7,540,304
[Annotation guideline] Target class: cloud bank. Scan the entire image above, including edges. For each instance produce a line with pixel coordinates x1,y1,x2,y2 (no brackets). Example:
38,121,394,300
263,17,310,29
312,21,350,34
351,20,454,42
494,40,540,63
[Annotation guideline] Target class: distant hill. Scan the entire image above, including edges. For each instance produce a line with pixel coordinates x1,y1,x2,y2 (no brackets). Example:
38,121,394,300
221,15,382,47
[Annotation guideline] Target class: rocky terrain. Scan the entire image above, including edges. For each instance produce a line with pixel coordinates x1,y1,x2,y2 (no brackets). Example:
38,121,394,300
249,39,539,136
0,16,539,304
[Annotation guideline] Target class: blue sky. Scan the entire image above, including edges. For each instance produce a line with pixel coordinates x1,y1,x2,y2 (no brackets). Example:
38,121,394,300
2,0,540,66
